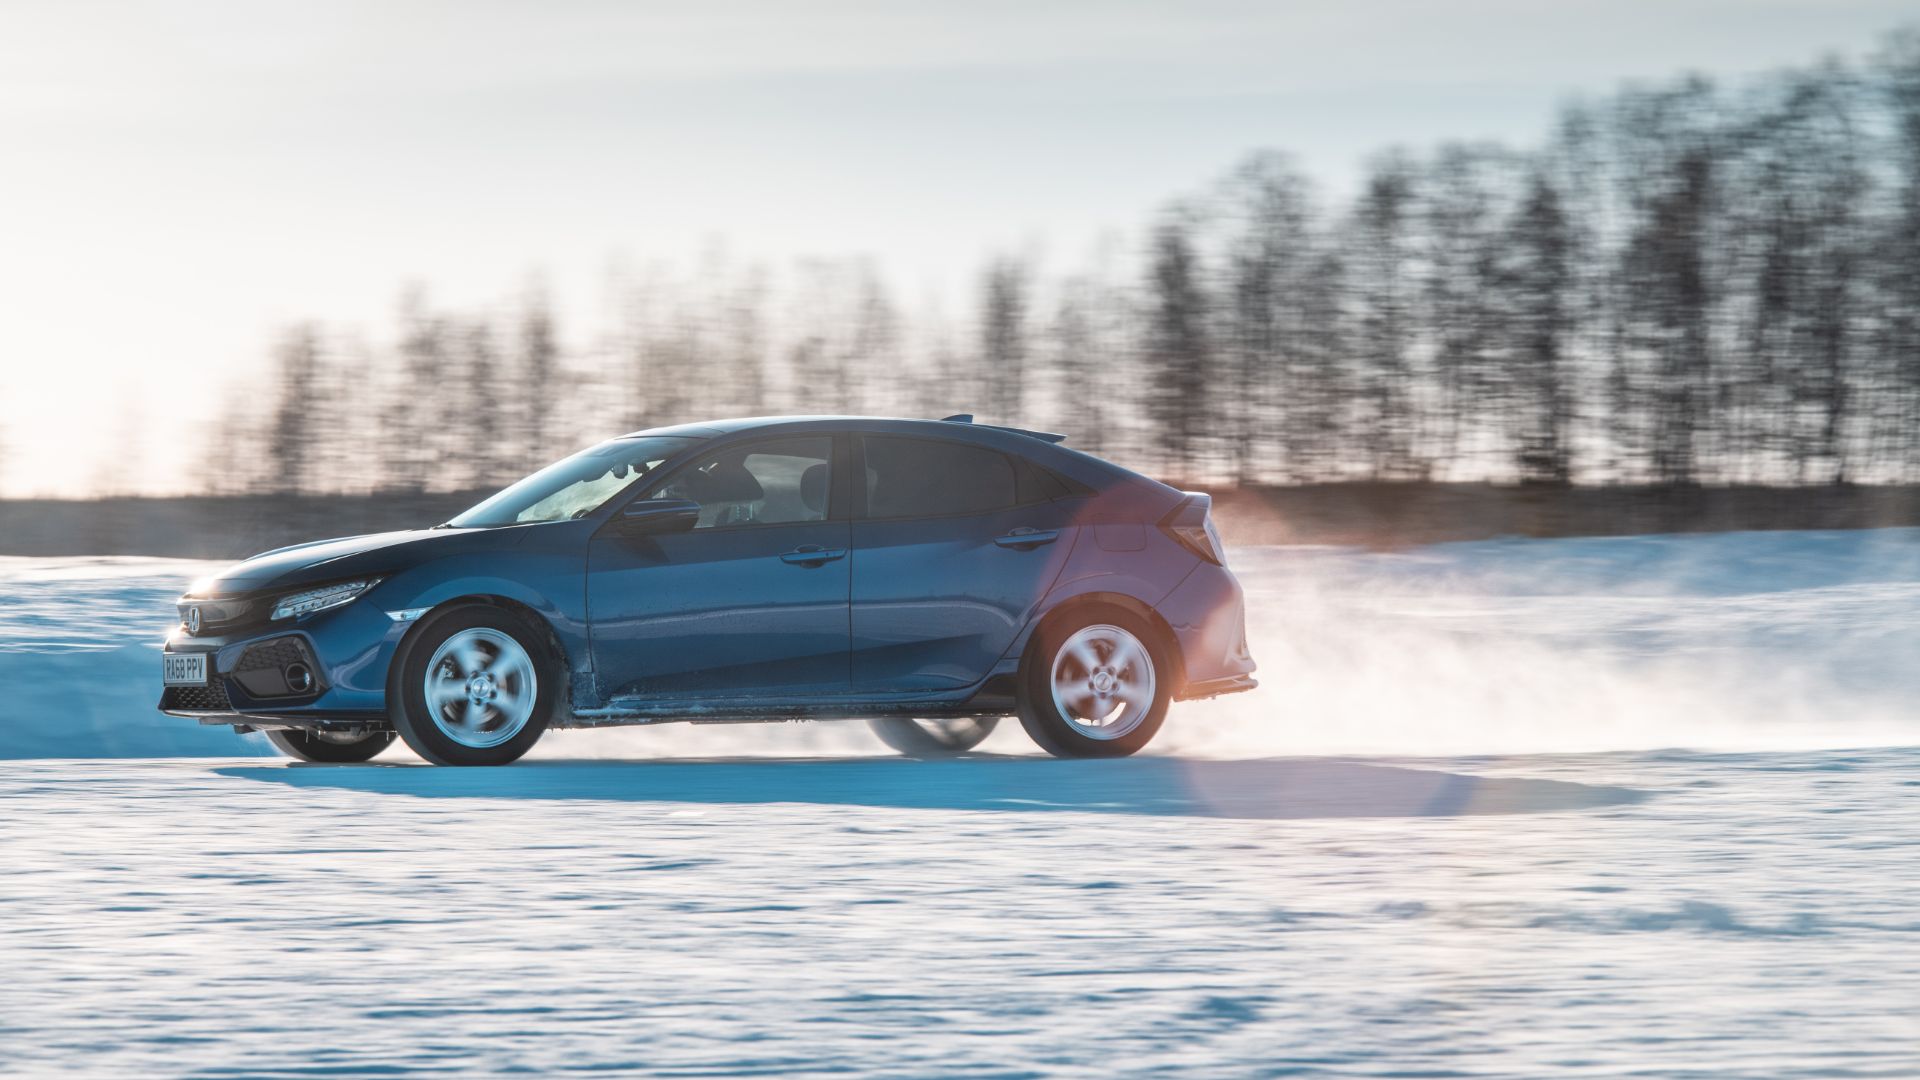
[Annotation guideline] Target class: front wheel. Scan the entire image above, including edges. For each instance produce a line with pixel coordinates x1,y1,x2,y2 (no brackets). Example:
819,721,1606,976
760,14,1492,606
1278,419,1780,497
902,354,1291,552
390,606,555,766
868,716,1000,756
265,727,396,763
1017,608,1170,758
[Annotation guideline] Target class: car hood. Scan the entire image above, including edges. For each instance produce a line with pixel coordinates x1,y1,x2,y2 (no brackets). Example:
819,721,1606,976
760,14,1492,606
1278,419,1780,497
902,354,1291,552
194,528,485,596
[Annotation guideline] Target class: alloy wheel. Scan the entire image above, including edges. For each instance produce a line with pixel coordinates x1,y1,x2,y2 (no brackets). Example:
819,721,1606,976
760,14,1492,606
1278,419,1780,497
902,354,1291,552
425,627,540,749
1048,623,1156,740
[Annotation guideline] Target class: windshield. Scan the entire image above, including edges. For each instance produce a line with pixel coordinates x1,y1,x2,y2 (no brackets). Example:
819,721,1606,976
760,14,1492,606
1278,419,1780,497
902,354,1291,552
449,436,701,527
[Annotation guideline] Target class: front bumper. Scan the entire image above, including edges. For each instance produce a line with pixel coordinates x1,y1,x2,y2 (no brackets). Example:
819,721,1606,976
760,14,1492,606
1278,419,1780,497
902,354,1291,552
159,600,402,729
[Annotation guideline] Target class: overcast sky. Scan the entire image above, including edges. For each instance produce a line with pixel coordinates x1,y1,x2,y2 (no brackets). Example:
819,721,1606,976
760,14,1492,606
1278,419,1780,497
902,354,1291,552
1,0,1913,496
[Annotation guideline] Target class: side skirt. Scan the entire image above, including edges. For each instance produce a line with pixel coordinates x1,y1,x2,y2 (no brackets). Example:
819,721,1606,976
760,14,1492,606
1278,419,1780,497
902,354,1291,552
181,675,1028,732
564,695,1018,729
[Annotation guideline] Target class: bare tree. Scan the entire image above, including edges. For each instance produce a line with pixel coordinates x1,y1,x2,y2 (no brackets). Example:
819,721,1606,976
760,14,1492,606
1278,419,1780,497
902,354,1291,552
1348,152,1421,479
979,257,1030,425
1049,278,1102,447
1143,212,1212,480
266,324,323,494
1609,81,1724,486
517,287,559,469
721,266,770,418
1421,143,1513,477
1873,29,1920,480
845,262,898,416
457,320,507,486
1505,170,1576,484
1219,153,1314,483
380,288,450,492
1291,246,1350,481
785,258,893,415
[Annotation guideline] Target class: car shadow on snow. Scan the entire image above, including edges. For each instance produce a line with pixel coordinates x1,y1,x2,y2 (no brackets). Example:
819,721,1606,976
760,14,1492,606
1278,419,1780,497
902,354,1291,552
216,755,1645,820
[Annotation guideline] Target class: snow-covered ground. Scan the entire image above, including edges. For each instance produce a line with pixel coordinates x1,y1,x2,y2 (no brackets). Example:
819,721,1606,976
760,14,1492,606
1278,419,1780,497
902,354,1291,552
3,533,1919,1076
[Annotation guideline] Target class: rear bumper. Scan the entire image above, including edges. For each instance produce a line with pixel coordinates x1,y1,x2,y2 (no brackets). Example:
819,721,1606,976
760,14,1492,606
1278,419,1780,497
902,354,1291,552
1157,560,1257,694
1179,673,1258,701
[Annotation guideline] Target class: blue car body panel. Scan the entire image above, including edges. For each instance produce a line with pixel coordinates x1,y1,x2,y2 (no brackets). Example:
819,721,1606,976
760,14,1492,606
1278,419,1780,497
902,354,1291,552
587,519,853,699
159,415,1255,730
849,507,1078,693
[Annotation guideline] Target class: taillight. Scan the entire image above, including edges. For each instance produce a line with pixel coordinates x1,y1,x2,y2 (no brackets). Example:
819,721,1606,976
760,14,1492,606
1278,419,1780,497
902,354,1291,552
1159,494,1225,565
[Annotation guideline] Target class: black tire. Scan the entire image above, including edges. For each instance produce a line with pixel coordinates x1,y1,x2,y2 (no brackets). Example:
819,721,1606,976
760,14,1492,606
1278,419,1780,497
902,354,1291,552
868,716,1000,756
389,605,557,767
264,727,396,763
1016,604,1170,759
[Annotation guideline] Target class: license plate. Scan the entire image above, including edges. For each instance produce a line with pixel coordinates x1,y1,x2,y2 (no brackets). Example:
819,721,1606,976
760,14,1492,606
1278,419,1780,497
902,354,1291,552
162,652,209,686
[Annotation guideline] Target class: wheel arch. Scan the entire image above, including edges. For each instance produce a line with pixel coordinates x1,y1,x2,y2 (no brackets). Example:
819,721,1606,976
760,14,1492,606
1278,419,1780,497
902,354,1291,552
386,594,574,704
1021,590,1188,693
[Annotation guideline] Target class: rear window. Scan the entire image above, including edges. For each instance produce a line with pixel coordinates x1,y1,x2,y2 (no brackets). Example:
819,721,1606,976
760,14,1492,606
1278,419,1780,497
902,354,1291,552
864,437,1016,519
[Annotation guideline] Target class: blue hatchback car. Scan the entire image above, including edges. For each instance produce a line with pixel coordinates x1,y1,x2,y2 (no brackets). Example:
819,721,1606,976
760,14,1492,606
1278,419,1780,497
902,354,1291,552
160,415,1256,765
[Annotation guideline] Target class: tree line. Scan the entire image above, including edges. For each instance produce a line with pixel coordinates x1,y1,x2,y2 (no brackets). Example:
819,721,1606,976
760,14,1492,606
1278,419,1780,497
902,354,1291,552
204,28,1920,496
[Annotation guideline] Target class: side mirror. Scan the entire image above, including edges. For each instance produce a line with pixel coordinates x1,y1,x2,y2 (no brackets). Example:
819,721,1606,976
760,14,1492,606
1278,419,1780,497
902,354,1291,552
616,498,700,535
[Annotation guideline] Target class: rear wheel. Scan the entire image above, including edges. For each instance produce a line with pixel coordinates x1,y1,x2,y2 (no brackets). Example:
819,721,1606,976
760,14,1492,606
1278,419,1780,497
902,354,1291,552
264,728,396,763
868,716,999,756
391,606,555,766
1017,607,1169,758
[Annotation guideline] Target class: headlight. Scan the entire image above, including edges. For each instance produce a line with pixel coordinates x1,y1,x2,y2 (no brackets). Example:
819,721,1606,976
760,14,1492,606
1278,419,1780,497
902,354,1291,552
270,579,379,621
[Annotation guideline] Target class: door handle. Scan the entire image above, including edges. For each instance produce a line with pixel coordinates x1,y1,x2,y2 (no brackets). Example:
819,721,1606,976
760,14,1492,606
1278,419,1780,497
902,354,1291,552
995,527,1060,549
780,546,847,566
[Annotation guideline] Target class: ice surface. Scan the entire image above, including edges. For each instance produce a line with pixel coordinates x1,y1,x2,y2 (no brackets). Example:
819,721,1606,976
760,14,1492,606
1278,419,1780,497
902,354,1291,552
0,557,273,758
2,535,1920,1075
2,752,1916,1077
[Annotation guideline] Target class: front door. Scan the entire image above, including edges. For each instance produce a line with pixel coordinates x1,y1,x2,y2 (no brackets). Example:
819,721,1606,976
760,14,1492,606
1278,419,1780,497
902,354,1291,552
850,435,1077,692
586,435,850,699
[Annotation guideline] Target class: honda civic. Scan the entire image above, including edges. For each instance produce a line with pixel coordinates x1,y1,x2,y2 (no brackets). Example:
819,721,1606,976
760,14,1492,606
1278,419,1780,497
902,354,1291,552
160,415,1256,765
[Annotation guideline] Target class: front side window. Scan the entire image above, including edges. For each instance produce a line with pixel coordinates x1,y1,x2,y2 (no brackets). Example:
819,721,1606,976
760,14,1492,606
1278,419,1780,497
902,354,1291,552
648,437,833,529
451,436,699,527
863,436,1016,519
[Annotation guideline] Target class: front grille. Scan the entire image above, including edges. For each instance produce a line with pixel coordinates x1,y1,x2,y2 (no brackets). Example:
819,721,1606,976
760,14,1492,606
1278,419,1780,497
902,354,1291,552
162,681,232,712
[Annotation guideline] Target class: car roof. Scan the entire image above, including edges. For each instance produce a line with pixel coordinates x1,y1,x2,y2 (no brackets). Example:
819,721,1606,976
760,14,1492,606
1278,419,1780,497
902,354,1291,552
615,415,1163,495
620,415,1050,443
620,415,858,439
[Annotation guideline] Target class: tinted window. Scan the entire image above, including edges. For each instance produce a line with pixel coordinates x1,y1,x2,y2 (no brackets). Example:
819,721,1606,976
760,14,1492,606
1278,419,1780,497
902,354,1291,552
864,437,1015,519
1016,458,1076,503
650,437,833,529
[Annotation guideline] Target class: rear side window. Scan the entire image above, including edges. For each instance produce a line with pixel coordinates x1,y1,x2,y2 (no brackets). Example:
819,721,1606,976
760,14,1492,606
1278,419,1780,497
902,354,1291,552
864,437,1016,519
1015,458,1089,502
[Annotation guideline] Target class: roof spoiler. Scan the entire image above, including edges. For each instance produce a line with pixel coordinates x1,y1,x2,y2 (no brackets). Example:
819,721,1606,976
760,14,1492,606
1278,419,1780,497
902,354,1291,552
938,414,1068,444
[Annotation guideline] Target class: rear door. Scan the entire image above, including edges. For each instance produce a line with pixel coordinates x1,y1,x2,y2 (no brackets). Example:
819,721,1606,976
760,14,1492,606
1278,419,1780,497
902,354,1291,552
586,434,851,699
849,435,1078,692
